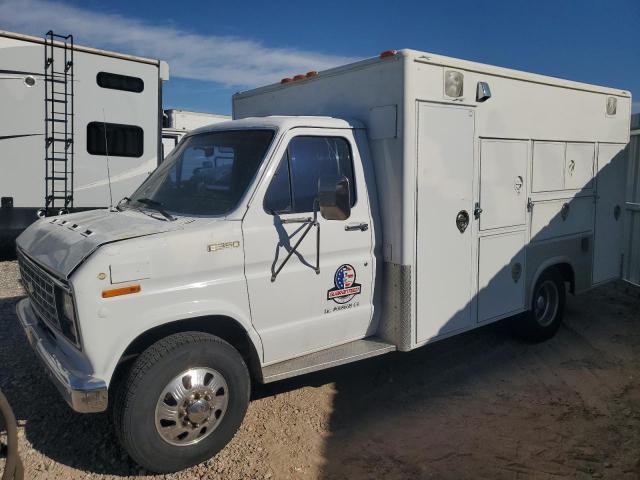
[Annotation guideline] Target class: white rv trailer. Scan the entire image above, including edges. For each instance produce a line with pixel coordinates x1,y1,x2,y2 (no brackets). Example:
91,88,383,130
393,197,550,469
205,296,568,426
623,113,640,285
14,49,630,472
0,30,169,246
161,109,230,158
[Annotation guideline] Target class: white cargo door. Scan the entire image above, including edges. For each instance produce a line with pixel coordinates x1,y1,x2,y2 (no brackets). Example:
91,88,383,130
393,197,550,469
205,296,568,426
476,139,528,322
416,103,475,343
565,143,595,191
477,231,526,322
479,140,528,230
593,143,627,284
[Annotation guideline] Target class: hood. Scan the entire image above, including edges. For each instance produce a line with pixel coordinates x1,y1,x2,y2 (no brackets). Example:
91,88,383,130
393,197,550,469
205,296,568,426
16,209,186,278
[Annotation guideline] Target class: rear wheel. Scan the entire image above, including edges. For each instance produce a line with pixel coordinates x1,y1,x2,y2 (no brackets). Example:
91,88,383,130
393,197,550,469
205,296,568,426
514,268,566,342
113,332,250,473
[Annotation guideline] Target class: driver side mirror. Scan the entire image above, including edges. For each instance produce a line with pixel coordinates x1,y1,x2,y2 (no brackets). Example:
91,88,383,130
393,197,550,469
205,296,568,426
318,175,351,220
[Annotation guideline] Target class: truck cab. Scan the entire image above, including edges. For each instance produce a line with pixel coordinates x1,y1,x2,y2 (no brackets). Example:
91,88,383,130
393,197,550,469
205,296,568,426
16,116,385,472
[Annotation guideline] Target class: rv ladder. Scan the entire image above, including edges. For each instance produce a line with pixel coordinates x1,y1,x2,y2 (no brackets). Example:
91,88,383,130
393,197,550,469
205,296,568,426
43,30,74,214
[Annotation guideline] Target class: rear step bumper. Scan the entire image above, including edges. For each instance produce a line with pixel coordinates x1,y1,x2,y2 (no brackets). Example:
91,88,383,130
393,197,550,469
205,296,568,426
261,337,396,383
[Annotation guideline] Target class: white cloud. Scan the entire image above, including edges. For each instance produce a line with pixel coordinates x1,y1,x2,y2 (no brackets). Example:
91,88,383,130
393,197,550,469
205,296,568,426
0,0,357,87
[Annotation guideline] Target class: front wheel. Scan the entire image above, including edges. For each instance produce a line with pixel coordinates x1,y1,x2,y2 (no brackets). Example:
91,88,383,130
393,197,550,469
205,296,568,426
513,268,566,342
113,332,250,473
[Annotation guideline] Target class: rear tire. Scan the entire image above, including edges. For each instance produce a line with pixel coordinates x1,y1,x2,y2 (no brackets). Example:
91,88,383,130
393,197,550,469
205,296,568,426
513,268,566,342
113,332,250,473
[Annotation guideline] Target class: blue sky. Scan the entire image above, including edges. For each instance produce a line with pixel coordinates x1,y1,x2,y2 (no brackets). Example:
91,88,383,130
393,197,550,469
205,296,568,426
2,0,639,115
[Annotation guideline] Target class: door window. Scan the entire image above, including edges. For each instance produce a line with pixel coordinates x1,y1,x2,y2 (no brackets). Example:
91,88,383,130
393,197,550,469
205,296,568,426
264,136,356,214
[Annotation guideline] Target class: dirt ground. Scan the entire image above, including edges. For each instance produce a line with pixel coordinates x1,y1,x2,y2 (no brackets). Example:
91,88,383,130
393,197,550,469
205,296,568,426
1,256,639,479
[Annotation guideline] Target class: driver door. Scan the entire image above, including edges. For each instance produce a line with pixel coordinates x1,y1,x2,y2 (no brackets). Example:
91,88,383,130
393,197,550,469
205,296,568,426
243,129,375,364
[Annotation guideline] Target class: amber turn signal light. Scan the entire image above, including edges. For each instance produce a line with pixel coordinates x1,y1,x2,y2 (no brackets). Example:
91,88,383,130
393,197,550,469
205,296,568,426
102,284,141,298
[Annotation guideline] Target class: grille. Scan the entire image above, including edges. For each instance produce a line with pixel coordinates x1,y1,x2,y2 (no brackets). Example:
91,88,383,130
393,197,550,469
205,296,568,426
17,250,63,331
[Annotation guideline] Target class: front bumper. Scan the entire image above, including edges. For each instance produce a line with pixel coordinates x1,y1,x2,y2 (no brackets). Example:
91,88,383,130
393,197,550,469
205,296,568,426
16,298,108,413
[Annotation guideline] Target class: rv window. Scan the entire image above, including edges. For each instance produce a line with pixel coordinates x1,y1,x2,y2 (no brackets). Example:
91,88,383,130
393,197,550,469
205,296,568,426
96,72,144,93
264,136,356,214
87,122,144,157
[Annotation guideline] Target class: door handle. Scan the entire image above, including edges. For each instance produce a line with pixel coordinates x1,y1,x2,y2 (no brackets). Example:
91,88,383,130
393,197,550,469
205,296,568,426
456,210,470,233
345,222,369,232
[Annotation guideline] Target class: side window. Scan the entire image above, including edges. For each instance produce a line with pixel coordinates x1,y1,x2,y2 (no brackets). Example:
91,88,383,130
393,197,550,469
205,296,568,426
87,122,144,157
96,72,144,93
264,152,292,214
264,136,356,214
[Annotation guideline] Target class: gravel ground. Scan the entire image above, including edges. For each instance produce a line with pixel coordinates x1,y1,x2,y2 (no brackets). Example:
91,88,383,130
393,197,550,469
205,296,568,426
1,255,639,479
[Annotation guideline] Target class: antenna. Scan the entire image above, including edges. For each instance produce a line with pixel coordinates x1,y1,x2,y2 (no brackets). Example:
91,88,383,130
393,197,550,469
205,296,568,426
102,108,115,210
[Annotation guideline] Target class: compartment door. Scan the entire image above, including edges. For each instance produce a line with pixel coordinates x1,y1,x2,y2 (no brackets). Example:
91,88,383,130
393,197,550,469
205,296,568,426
416,103,475,343
478,231,526,322
480,140,528,230
565,143,595,191
593,143,626,284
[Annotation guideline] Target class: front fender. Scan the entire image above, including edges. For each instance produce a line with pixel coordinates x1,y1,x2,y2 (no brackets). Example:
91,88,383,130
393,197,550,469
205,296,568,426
101,298,263,386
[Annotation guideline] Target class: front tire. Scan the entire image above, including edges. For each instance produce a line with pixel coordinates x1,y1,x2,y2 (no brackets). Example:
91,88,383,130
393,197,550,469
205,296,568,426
514,268,566,342
113,332,250,473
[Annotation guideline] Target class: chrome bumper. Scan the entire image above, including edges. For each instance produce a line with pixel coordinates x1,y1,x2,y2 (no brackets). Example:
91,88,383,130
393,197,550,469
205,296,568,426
16,298,108,413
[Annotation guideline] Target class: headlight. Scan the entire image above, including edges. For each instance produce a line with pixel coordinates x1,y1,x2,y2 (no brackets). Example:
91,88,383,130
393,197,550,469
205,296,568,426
56,288,80,347
61,291,76,322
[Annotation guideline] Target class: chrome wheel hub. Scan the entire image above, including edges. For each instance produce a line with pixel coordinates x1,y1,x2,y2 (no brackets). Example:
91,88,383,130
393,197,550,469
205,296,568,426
155,367,229,446
534,280,559,328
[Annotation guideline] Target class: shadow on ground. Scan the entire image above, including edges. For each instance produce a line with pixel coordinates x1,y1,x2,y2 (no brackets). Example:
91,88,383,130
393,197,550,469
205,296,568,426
317,284,640,479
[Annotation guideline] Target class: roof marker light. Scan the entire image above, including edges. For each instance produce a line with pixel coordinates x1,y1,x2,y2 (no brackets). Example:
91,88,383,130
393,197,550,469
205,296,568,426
293,74,306,81
306,71,318,78
380,50,397,58
281,77,293,84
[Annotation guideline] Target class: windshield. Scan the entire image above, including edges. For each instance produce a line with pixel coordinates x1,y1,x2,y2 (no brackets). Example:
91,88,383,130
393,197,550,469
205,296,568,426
129,129,275,216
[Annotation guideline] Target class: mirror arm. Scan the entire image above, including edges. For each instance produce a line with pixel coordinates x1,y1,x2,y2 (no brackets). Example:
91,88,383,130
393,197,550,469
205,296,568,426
270,200,321,282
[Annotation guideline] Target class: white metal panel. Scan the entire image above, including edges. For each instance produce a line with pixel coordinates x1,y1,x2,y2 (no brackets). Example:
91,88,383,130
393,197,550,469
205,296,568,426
565,143,594,190
243,129,375,364
593,143,627,284
368,105,397,140
532,142,565,192
416,103,475,342
478,231,526,322
480,139,528,230
109,260,151,283
530,197,594,242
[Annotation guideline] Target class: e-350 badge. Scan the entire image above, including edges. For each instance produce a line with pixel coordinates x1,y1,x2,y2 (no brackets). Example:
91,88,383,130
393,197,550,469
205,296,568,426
327,264,361,304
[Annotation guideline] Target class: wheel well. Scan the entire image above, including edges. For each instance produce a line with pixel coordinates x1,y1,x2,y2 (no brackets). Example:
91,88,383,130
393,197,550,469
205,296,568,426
551,262,575,294
115,316,262,383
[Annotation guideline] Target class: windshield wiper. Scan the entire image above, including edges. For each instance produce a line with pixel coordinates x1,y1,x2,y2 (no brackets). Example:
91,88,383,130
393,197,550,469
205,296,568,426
134,198,175,221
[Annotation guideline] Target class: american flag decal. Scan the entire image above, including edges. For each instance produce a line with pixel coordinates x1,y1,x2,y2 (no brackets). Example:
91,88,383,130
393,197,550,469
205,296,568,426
327,264,361,304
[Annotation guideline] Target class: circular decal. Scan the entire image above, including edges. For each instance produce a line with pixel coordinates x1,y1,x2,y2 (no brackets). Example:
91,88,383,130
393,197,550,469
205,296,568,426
327,264,362,304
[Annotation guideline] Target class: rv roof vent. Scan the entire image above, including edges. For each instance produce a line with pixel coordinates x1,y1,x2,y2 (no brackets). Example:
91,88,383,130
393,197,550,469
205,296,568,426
380,50,397,58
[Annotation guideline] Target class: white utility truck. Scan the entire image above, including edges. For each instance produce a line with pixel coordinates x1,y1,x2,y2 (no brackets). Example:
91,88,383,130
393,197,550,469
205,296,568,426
0,30,168,246
15,49,631,472
162,109,230,158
